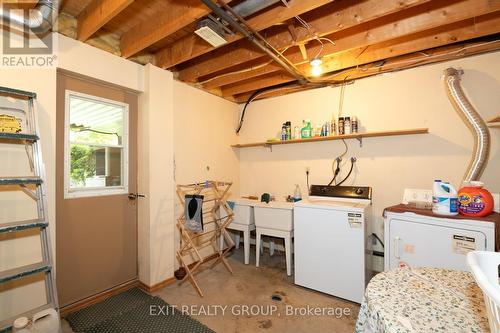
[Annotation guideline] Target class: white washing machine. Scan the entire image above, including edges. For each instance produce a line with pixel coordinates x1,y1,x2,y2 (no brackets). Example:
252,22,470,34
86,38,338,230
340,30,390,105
384,209,496,272
294,185,372,304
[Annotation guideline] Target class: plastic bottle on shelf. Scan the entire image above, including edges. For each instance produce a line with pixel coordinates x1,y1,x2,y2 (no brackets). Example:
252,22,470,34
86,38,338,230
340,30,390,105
293,126,301,139
281,123,287,141
344,116,351,134
330,118,337,136
338,117,345,135
301,119,312,138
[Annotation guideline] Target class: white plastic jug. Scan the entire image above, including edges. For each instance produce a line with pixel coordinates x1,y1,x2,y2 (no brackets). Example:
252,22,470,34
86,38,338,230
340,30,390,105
32,308,60,333
432,180,458,216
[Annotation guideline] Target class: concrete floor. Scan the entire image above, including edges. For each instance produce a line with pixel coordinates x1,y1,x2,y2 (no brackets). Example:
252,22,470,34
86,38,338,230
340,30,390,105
63,247,359,333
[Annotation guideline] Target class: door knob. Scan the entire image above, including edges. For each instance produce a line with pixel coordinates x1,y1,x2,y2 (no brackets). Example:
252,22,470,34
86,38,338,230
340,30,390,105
128,193,146,200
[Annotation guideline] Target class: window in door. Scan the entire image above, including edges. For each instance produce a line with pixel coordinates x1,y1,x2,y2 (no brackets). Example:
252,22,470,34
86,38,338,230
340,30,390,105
64,90,128,198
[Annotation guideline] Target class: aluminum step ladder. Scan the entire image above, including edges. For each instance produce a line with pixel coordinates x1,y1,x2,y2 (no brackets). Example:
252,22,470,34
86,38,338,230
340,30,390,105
0,86,60,332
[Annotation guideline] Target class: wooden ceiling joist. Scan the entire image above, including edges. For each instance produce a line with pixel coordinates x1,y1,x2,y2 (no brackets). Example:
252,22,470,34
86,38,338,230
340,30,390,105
58,0,500,102
223,12,500,97
233,37,500,103
120,0,215,58
177,0,435,82
77,0,134,41
206,0,500,91
154,0,335,70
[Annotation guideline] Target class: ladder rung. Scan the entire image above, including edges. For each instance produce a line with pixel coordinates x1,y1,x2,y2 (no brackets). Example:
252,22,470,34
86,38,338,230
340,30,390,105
0,132,39,142
0,302,56,333
0,86,36,98
0,262,51,284
0,177,42,185
0,219,48,233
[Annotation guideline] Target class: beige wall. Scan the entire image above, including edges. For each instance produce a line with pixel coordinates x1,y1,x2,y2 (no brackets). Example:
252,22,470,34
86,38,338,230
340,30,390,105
238,51,500,255
0,33,240,320
172,80,240,265
1,35,149,319
137,64,175,286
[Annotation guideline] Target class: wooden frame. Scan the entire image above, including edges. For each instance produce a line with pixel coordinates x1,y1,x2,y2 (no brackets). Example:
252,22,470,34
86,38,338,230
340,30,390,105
176,181,235,297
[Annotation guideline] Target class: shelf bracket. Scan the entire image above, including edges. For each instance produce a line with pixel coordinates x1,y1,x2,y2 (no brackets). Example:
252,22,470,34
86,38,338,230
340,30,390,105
265,143,273,152
356,136,363,147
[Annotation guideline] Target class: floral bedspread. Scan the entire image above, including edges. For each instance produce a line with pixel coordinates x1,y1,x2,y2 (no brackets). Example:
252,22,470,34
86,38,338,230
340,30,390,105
355,267,490,333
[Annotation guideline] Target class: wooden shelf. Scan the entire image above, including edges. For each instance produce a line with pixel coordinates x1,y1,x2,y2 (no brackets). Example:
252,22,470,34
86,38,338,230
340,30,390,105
231,128,429,148
488,115,500,128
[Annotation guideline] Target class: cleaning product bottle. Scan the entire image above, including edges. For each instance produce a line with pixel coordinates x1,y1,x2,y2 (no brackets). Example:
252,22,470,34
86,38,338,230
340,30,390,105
432,180,458,216
458,181,494,217
301,119,312,139
293,184,302,202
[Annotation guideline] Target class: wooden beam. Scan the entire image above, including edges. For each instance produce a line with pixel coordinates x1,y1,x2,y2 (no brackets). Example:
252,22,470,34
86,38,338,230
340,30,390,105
224,12,500,97
233,38,500,103
154,0,336,69
77,0,134,41
177,0,433,82
204,0,500,88
120,0,214,58
222,72,295,97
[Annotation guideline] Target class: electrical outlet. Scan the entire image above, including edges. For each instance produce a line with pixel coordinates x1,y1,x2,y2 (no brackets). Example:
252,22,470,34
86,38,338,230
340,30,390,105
305,166,310,173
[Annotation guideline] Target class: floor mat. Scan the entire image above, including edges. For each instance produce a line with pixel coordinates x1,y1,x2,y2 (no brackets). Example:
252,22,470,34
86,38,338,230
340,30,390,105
66,288,214,333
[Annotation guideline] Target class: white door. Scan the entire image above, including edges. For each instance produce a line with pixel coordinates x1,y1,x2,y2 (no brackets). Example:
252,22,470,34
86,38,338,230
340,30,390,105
389,218,487,271
294,207,365,303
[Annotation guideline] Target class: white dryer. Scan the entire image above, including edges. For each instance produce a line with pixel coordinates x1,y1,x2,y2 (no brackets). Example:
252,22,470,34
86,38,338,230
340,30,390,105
384,207,497,272
294,185,372,304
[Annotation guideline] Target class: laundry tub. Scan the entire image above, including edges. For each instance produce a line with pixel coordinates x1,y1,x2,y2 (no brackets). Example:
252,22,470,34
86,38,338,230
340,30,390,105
253,201,294,231
253,201,294,276
223,199,256,264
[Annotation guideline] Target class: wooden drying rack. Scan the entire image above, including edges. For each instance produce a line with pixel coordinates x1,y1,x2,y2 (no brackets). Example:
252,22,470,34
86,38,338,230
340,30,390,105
176,181,235,297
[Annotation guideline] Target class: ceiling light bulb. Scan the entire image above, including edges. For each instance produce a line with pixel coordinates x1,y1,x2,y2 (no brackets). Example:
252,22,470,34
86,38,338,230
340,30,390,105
311,65,323,77
310,57,322,67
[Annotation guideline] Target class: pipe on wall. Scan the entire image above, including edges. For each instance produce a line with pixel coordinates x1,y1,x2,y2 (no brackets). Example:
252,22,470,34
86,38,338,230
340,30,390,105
0,0,59,35
443,67,491,182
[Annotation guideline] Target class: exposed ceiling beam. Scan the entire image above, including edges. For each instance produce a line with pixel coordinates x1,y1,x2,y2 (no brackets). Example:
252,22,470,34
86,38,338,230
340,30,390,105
233,37,500,102
154,0,336,69
120,0,216,58
77,0,134,41
223,12,500,97
203,0,500,89
177,0,433,82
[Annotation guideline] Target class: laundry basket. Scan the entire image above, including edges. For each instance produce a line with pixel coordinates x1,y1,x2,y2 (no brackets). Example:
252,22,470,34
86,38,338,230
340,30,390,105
467,251,500,333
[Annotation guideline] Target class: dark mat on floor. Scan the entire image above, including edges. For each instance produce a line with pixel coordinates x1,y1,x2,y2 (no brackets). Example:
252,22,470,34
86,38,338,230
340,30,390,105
66,288,214,333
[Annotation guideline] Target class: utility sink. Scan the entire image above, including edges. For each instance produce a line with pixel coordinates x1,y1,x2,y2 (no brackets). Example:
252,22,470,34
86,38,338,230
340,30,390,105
252,201,294,231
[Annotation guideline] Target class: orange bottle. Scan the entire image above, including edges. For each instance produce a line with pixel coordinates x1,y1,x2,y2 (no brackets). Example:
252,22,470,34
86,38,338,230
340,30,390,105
458,181,494,217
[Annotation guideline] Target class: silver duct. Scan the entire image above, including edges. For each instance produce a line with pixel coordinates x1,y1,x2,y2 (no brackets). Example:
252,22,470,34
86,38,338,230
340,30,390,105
232,0,281,18
443,67,491,182
0,0,59,35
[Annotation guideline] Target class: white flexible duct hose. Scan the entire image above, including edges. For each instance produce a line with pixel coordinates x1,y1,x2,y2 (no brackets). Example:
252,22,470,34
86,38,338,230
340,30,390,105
443,67,491,182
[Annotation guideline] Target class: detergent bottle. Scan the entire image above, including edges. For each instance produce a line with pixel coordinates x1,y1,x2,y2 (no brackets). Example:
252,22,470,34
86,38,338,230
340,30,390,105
301,119,312,139
458,181,494,217
432,180,458,216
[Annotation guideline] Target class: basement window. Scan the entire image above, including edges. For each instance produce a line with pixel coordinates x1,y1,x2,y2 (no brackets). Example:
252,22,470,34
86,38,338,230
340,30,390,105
64,90,129,199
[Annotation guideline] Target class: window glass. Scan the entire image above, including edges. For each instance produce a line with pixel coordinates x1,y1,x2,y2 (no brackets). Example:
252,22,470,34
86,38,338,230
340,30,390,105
65,92,127,197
